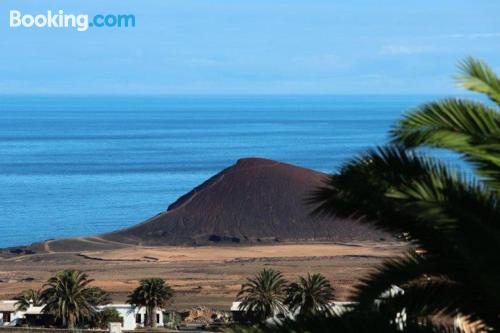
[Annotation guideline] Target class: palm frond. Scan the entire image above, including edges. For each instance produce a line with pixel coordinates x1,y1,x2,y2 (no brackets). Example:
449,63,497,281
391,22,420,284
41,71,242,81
390,98,500,189
284,273,335,317
384,278,486,325
309,145,500,327
127,278,174,327
236,269,288,322
14,289,43,311
311,146,462,236
393,99,500,147
41,270,101,328
225,311,458,333
306,58,500,331
352,253,433,307
457,57,500,105
312,145,500,241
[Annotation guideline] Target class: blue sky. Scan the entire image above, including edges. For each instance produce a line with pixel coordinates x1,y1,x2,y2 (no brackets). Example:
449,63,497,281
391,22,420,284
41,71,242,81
1,0,499,95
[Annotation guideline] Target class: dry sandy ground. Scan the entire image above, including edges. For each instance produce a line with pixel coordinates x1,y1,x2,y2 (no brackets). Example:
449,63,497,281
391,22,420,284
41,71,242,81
0,242,407,310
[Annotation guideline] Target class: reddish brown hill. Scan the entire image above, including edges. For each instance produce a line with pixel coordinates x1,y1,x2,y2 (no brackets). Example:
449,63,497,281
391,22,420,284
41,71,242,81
100,158,391,246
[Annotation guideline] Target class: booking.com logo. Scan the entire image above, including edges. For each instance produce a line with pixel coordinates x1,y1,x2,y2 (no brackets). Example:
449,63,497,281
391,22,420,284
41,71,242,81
9,10,135,32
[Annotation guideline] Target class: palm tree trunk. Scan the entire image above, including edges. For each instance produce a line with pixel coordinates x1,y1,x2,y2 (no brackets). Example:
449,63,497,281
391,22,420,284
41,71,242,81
144,308,150,327
150,306,157,328
67,316,75,329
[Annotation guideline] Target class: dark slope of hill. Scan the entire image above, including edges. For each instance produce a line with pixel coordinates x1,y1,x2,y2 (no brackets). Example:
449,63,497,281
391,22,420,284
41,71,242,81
99,158,392,246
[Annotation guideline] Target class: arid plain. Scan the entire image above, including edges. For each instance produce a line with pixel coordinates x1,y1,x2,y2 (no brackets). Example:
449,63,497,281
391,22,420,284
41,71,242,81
0,241,407,310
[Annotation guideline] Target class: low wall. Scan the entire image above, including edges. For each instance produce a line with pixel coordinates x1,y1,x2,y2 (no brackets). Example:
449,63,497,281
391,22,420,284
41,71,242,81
0,327,107,333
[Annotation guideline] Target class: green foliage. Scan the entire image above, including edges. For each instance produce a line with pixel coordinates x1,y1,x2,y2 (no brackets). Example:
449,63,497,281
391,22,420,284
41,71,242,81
284,273,334,318
85,286,112,306
457,57,500,105
236,269,288,322
90,308,121,329
14,288,43,311
41,269,110,328
309,58,500,331
392,99,500,190
391,57,500,191
165,311,182,329
127,278,173,328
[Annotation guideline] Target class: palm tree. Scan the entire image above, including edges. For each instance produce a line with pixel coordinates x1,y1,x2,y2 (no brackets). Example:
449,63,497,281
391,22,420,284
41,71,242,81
85,286,112,306
236,268,288,322
309,57,500,331
14,289,43,311
285,273,335,318
127,278,173,328
41,269,110,328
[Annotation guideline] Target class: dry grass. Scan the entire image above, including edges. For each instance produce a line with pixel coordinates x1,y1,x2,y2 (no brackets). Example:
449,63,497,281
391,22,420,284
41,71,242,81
0,241,407,310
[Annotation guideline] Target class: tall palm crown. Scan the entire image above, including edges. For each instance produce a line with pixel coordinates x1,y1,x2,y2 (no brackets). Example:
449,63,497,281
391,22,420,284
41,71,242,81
285,273,335,318
310,58,500,331
127,278,173,328
41,269,110,328
237,268,288,322
14,289,43,311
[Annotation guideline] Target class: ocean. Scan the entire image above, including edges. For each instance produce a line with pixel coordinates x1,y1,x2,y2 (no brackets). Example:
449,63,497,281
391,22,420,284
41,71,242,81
0,95,447,248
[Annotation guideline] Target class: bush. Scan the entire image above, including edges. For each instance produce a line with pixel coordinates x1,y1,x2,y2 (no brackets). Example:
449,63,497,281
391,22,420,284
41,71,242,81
90,308,122,329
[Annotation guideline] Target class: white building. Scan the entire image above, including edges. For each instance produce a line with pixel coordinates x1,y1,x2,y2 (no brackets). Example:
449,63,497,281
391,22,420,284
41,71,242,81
0,300,45,326
98,304,164,331
0,300,24,326
0,300,164,331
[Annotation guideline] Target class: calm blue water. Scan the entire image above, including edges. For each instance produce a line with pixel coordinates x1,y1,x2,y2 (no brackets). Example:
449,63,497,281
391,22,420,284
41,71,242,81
0,95,447,247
